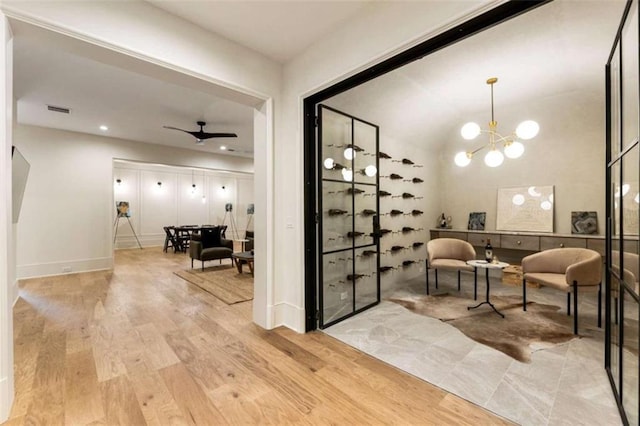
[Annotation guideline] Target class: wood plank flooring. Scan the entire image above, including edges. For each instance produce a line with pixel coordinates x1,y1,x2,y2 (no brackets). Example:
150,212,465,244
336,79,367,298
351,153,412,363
7,247,511,425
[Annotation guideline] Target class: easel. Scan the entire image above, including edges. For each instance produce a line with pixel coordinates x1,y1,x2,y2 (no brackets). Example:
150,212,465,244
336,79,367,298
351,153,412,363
221,202,239,240
113,203,142,249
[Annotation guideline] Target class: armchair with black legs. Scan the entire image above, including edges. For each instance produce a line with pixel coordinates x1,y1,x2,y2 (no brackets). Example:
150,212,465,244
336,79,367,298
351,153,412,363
189,226,233,271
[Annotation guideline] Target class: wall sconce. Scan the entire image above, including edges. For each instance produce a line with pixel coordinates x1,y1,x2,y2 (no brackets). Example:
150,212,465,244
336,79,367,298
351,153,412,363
115,178,122,186
222,185,226,190
157,181,162,187
191,183,196,195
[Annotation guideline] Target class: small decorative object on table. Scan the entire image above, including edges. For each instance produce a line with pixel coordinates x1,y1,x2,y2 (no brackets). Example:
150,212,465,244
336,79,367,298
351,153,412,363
438,213,447,228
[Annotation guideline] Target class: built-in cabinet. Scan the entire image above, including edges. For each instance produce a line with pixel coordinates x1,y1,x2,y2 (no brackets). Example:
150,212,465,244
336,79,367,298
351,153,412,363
431,228,607,256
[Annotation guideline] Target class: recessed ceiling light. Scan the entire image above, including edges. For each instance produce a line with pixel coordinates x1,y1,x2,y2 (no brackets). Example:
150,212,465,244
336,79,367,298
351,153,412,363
99,125,108,131
220,146,227,150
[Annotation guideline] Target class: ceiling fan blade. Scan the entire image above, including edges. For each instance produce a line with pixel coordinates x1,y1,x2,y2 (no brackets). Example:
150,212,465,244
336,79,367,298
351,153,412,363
201,132,238,138
163,126,193,135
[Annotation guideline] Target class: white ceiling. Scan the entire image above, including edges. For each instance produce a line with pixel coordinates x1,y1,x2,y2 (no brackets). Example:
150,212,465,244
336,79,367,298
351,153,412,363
11,0,627,162
146,0,372,63
325,0,627,149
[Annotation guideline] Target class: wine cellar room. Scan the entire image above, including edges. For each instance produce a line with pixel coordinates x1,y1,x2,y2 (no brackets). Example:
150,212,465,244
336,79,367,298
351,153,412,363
312,1,619,328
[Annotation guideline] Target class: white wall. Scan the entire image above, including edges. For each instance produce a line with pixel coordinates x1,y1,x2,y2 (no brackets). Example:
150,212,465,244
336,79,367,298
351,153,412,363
113,161,253,249
14,124,253,278
279,0,496,328
439,90,605,235
0,14,13,423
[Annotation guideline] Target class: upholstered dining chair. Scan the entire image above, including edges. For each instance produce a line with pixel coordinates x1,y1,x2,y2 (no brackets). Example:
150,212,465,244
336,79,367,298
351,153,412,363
521,248,602,334
426,238,477,299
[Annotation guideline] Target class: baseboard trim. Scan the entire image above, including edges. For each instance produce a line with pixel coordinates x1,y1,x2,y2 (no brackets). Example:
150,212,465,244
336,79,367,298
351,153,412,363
0,376,12,423
16,256,113,279
271,302,305,333
114,235,164,249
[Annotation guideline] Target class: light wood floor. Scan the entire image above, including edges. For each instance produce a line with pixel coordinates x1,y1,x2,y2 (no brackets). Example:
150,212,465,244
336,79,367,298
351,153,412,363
6,247,510,425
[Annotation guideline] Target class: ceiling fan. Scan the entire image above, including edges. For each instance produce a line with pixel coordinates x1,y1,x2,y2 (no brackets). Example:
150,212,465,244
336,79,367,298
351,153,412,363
163,121,237,144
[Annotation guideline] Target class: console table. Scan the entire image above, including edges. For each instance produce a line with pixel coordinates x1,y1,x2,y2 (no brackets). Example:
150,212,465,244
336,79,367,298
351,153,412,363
430,228,610,256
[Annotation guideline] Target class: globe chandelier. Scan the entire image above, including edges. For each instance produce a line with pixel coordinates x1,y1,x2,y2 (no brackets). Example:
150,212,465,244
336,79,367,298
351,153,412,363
454,77,539,168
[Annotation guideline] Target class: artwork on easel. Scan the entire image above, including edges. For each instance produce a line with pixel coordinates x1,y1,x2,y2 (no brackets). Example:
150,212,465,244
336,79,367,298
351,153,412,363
116,201,131,217
468,212,486,230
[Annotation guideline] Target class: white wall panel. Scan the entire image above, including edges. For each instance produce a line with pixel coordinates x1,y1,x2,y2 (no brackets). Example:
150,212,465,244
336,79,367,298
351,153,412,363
177,172,207,226
237,177,254,234
140,170,177,235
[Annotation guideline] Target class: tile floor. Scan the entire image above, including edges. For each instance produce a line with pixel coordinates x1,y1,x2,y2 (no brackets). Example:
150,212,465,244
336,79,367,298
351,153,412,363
324,270,623,425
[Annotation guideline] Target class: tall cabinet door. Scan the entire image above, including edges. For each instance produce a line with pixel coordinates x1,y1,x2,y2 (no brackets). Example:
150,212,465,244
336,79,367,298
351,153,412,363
318,105,380,328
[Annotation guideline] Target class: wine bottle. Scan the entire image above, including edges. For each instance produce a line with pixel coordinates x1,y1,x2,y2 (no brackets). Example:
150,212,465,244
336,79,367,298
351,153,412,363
379,266,395,273
347,274,365,281
390,245,404,252
412,242,424,248
361,250,377,256
379,229,392,236
345,187,365,195
389,173,403,180
327,208,348,216
412,177,424,183
402,193,414,199
485,238,493,262
347,231,364,238
378,152,392,159
332,162,347,170
360,209,376,216
389,209,404,216
345,143,364,152
379,190,392,197
402,260,416,266
411,210,423,216
402,158,415,165
402,226,415,233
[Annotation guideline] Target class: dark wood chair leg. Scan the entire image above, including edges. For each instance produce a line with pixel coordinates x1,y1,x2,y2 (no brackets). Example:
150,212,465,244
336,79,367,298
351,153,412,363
523,277,527,311
435,269,439,289
573,281,578,335
598,283,602,328
191,258,194,268
426,266,430,295
615,297,619,325
202,260,205,272
457,270,461,291
567,292,571,316
474,268,477,300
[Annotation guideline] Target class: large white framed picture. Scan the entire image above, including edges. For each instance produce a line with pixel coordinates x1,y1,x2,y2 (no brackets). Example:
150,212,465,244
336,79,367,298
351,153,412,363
496,185,554,232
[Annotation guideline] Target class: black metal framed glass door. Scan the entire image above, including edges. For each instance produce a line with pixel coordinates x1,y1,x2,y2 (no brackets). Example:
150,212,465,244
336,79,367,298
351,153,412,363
317,105,380,328
606,1,640,424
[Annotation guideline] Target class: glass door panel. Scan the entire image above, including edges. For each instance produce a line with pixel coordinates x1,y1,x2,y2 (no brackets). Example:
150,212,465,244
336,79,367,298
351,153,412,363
318,104,380,328
622,287,639,426
622,0,639,152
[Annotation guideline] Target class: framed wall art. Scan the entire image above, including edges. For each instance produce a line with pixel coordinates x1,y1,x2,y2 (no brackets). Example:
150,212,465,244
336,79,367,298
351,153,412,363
496,185,554,232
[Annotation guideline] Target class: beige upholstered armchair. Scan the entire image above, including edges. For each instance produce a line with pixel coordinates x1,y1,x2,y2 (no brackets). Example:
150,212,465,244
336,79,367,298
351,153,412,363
426,238,477,299
522,248,602,334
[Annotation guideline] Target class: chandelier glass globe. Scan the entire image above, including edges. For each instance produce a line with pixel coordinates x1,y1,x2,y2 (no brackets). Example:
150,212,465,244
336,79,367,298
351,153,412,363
516,120,540,140
461,122,481,140
364,165,377,177
323,158,335,169
454,151,472,167
504,141,525,159
341,168,353,182
344,147,355,160
484,149,504,167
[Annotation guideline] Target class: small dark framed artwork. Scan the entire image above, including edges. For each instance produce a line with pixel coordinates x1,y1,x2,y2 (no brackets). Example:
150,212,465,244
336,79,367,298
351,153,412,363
571,211,598,234
468,212,486,231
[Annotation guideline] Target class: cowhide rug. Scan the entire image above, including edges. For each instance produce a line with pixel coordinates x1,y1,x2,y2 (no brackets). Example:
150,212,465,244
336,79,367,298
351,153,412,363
389,293,578,363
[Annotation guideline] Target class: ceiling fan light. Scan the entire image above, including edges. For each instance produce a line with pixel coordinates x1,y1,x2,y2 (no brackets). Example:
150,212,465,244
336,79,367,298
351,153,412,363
461,122,481,140
484,149,504,167
504,141,525,159
515,120,539,140
454,151,472,167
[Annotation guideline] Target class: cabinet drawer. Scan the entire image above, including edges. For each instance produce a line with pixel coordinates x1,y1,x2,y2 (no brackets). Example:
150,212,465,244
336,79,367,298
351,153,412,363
430,230,439,240
587,239,605,256
436,232,467,241
467,233,501,248
540,236,586,251
501,235,539,251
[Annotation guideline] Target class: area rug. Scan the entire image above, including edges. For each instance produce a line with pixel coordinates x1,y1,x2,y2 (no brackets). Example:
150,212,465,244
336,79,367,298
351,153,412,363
174,265,253,305
389,293,577,363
